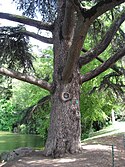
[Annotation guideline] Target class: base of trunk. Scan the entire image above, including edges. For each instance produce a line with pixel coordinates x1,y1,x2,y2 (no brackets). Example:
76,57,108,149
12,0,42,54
43,139,82,158
44,68,81,158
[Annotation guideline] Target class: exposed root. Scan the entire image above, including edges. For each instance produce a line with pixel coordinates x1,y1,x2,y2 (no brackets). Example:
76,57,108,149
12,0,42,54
43,141,83,158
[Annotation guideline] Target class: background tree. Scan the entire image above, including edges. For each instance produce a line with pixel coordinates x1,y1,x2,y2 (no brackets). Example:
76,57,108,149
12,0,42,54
0,0,125,157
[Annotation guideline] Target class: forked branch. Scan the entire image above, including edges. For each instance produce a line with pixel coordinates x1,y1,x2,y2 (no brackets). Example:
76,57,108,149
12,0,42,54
81,47,125,83
79,11,125,67
82,0,125,22
81,48,123,75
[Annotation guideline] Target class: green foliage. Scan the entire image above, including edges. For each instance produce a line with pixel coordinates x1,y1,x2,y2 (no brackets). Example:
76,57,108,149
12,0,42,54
0,26,34,71
7,48,53,139
11,80,48,111
33,46,53,82
0,47,53,136
80,40,119,139
0,99,16,131
11,47,53,111
84,7,125,57
33,103,50,142
80,82,115,139
19,124,27,134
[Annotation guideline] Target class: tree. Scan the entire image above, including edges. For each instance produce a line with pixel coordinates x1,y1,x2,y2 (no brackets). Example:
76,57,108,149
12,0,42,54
0,0,125,157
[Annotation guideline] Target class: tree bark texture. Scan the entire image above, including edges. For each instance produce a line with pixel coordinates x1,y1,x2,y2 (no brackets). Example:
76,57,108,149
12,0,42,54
44,70,81,158
44,4,82,156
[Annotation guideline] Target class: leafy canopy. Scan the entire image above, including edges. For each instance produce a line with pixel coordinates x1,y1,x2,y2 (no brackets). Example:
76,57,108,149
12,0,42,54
13,0,57,22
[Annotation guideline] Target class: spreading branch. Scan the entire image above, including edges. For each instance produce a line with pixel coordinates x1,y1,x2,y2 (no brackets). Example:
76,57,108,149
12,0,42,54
0,12,54,31
79,11,125,67
88,72,125,99
81,47,125,83
0,31,53,44
81,48,123,75
22,30,53,44
82,0,125,22
61,0,125,83
0,67,52,92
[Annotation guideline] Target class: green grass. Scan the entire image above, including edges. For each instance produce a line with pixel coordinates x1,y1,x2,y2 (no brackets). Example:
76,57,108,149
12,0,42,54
83,121,125,141
0,131,12,135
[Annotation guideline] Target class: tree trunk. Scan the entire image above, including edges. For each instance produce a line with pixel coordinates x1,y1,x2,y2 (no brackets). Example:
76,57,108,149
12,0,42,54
44,4,83,157
44,68,82,158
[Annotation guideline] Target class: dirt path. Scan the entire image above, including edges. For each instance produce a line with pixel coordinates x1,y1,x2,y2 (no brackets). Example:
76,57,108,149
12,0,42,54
1,122,125,167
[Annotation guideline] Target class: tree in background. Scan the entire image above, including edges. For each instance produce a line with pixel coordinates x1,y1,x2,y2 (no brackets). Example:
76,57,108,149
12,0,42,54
0,0,125,157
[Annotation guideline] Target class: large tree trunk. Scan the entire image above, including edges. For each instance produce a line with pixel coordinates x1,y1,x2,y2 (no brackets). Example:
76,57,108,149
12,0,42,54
44,69,82,158
44,2,83,157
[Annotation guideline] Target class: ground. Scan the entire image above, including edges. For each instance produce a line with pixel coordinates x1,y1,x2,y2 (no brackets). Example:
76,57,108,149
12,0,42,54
1,122,125,167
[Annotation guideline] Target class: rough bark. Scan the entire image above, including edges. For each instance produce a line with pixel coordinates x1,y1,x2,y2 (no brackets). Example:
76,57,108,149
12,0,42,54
44,69,81,158
44,2,82,157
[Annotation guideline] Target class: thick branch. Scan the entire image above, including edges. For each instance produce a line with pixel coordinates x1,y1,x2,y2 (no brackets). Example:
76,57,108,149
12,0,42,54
62,14,89,82
62,0,125,82
82,0,125,22
96,57,123,75
81,48,123,75
22,30,53,44
0,26,53,44
81,47,125,83
0,67,52,92
62,1,76,40
0,12,54,31
79,11,125,67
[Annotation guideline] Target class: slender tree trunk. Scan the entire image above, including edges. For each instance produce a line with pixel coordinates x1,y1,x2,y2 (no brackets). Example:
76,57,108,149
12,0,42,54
44,68,82,158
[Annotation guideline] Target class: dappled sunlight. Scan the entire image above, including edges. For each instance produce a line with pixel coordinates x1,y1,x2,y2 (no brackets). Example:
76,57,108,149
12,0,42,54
14,156,88,167
16,157,81,166
83,144,111,151
58,158,77,163
24,159,43,164
0,131,12,135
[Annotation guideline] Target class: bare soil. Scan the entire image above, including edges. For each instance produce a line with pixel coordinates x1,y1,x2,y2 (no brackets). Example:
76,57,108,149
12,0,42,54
1,133,125,167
